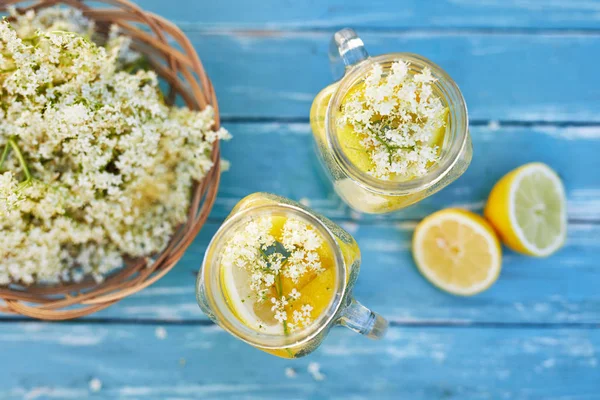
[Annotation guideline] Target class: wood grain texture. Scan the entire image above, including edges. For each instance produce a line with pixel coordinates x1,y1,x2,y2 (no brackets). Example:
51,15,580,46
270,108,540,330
0,323,597,400
2,0,600,396
132,0,600,30
183,32,600,121
212,123,600,222
1,220,591,324
1,123,598,323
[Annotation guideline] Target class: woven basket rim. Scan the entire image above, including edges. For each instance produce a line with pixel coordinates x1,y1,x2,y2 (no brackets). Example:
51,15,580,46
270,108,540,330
0,0,221,320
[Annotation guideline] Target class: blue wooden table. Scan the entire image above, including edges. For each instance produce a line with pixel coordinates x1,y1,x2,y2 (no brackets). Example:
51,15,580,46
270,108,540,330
2,1,600,399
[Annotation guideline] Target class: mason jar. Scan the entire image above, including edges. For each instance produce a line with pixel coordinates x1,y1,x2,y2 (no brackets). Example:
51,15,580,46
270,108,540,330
310,28,472,214
196,193,388,358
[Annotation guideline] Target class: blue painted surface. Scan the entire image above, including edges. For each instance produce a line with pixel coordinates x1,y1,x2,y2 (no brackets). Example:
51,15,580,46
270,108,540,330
1,1,600,399
186,33,600,121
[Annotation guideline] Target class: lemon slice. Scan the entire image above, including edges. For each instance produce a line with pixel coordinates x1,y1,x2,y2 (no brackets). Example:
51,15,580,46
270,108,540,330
222,264,281,335
338,125,375,173
484,163,567,257
334,179,389,209
412,209,502,296
429,108,449,149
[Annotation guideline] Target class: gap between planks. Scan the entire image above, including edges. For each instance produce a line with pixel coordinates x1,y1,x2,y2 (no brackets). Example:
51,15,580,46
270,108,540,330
220,117,600,128
0,318,598,329
180,27,600,36
201,218,600,227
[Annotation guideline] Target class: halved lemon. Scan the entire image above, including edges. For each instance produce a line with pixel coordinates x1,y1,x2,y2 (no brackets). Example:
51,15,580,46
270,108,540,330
413,209,502,296
484,163,567,257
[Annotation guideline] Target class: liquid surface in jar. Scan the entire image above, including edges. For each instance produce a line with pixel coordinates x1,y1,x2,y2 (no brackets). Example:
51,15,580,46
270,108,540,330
334,60,448,182
220,214,337,336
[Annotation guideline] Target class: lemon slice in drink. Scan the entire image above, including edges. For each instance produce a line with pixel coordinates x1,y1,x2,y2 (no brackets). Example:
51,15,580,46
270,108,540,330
222,265,281,335
413,209,502,296
484,163,567,257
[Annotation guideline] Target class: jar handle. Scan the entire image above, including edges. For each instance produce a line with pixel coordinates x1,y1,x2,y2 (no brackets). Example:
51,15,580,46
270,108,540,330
339,298,388,339
329,28,370,80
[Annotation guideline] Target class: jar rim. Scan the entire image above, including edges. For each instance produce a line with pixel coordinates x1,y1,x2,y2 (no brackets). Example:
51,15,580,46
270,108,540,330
326,53,469,195
198,203,347,350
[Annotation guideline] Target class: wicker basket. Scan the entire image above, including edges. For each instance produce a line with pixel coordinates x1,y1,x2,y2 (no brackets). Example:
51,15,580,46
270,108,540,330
0,0,221,320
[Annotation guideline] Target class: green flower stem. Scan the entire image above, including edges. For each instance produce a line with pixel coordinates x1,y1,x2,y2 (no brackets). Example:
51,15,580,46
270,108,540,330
275,272,290,336
275,271,294,358
8,138,32,181
0,143,9,171
259,245,294,357
369,125,416,165
20,34,39,42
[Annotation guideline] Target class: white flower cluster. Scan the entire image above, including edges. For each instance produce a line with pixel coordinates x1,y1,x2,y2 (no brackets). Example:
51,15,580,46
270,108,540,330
280,217,325,282
8,6,139,69
9,6,94,37
271,296,289,324
338,61,447,179
221,216,323,333
0,10,230,284
291,304,313,331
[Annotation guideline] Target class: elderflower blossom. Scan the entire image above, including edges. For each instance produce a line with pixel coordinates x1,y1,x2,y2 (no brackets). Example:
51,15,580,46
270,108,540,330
7,6,140,69
292,304,314,331
271,296,289,323
221,216,322,333
0,10,230,284
289,288,301,300
337,60,447,180
281,217,325,282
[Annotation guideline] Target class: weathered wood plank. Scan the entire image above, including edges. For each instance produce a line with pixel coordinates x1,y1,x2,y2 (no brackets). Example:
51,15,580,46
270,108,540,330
28,220,595,324
132,0,600,30
0,1,596,395
186,32,600,121
214,123,600,222
0,323,597,400
1,123,598,323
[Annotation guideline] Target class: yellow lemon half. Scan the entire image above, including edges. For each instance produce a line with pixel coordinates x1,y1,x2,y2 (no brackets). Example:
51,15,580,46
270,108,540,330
484,163,567,257
413,209,502,296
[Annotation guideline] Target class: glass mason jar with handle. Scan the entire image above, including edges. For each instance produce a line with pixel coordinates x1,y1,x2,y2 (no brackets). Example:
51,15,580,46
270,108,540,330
311,28,472,214
196,193,388,358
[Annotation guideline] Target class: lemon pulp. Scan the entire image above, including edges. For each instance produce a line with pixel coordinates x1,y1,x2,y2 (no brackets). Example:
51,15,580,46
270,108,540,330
412,209,502,296
485,163,567,257
221,215,337,335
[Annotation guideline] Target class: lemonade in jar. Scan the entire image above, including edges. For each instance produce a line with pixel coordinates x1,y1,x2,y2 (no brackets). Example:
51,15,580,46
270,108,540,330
311,29,472,214
196,193,387,358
